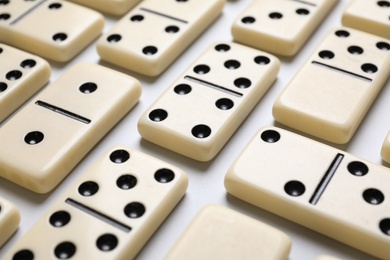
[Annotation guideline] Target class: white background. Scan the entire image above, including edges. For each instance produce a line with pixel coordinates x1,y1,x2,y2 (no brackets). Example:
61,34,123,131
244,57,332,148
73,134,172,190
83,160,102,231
0,0,388,259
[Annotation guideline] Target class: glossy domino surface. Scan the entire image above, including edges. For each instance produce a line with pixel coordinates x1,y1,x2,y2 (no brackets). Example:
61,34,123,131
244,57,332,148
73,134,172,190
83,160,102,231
4,147,188,259
96,0,225,76
0,196,20,248
342,0,390,40
225,126,390,259
138,42,280,161
165,205,291,260
0,0,104,62
0,63,141,193
273,27,390,144
232,0,338,56
0,44,50,123
68,0,141,16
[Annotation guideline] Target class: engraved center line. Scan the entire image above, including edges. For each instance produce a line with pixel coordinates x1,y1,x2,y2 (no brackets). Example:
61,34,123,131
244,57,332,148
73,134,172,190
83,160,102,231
139,8,188,24
66,198,132,233
309,153,344,205
289,0,317,7
10,0,47,25
312,61,373,82
184,75,243,98
35,100,91,124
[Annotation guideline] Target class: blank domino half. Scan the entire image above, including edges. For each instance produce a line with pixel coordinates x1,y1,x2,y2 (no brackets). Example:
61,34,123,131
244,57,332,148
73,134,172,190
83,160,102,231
138,42,280,161
4,147,188,259
0,196,20,248
224,126,390,259
0,0,104,62
96,0,225,76
0,44,50,123
165,205,291,260
68,0,141,16
0,63,141,193
231,0,338,56
273,27,390,144
342,0,390,40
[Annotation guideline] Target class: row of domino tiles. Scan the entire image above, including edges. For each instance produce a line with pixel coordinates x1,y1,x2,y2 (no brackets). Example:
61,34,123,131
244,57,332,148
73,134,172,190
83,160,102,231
0,0,388,258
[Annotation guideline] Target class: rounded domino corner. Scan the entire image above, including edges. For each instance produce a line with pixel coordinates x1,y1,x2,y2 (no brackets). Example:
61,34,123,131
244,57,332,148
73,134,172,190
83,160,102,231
380,131,390,164
0,198,21,248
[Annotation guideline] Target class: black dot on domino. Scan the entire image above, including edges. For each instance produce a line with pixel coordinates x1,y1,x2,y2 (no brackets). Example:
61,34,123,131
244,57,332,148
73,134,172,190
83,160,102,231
24,131,44,145
254,56,270,65
361,63,378,74
194,64,210,75
142,46,158,56
380,219,390,236
216,98,234,110
124,202,145,218
261,130,281,143
165,25,180,33
174,84,192,95
12,250,34,260
78,181,99,196
296,8,309,15
0,0,10,6
377,42,390,51
52,33,67,42
224,60,240,70
377,1,390,7
110,149,130,164
0,13,11,21
79,82,97,94
96,234,118,251
269,12,283,19
363,188,384,205
0,82,7,92
155,168,175,183
6,70,23,81
335,30,350,38
50,211,71,227
347,161,369,176
48,3,62,9
215,44,230,52
20,59,36,69
241,16,255,24
107,34,122,43
192,124,211,139
117,175,137,190
130,15,144,22
319,50,334,60
348,46,364,55
149,109,168,122
234,78,251,88
284,181,306,197
54,242,76,259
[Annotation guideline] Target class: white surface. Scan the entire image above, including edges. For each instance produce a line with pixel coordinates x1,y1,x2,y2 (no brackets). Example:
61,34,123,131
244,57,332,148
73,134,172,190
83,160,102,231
0,0,387,259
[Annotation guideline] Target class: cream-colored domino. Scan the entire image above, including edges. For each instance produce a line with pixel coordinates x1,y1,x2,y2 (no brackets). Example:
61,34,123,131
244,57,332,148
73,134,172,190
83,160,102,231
317,256,343,260
342,0,390,40
165,205,291,260
0,0,104,62
96,0,225,76
67,0,141,16
380,131,390,163
4,146,188,259
224,126,390,259
273,27,390,144
138,42,280,161
0,63,141,193
231,0,338,56
0,196,20,248
0,44,50,123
